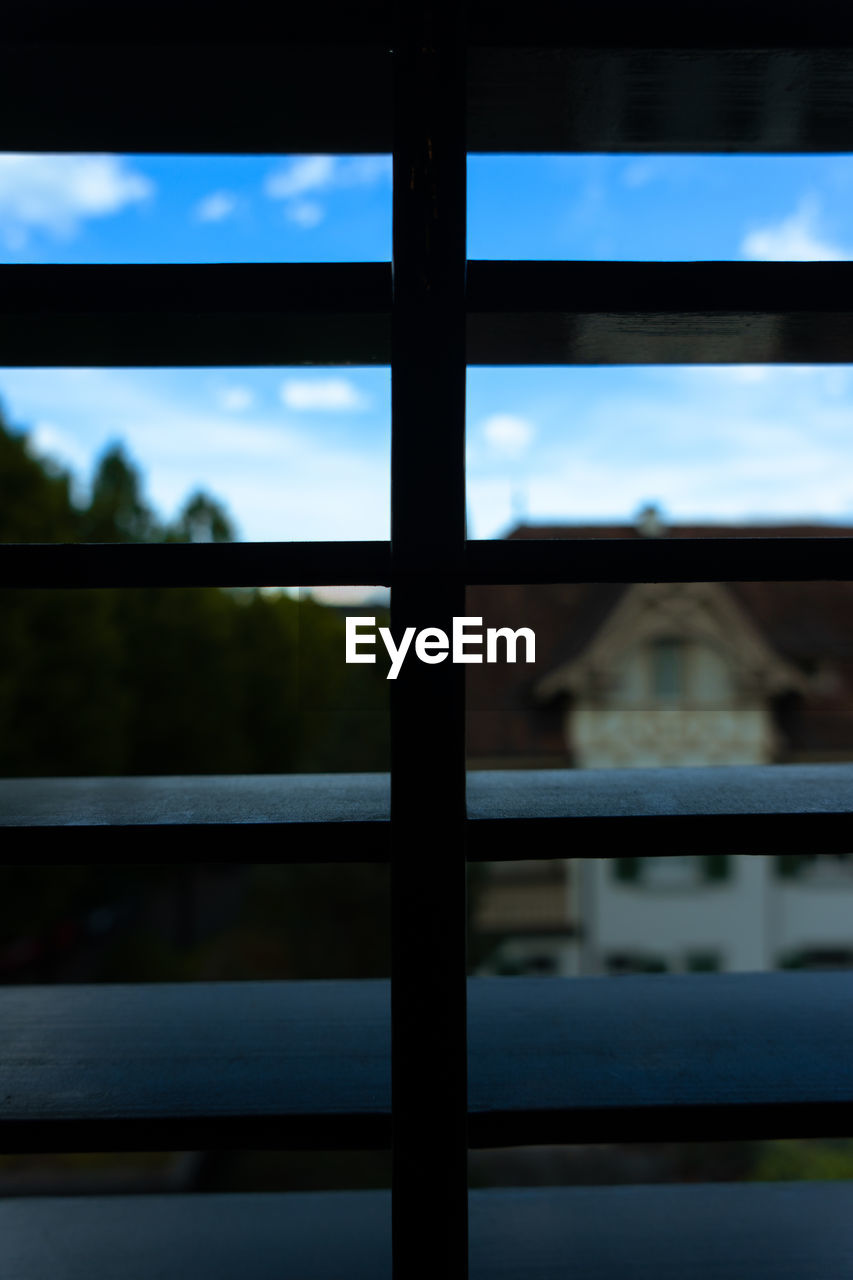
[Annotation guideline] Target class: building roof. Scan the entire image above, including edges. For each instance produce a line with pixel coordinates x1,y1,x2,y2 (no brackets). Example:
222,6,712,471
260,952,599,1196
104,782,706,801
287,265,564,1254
466,522,853,765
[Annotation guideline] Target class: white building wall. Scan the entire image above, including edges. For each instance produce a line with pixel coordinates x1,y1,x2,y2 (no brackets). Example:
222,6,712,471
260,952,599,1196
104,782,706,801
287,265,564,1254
480,856,853,978
581,854,771,974
775,875,853,963
580,856,853,975
571,706,775,769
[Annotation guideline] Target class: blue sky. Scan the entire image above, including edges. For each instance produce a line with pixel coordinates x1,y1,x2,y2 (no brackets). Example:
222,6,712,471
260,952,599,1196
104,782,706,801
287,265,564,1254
2,152,853,552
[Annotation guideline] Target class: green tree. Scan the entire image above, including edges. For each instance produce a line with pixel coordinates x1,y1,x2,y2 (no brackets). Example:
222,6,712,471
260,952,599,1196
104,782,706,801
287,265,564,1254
172,491,235,543
0,406,397,995
82,443,159,543
0,408,389,778
0,415,80,542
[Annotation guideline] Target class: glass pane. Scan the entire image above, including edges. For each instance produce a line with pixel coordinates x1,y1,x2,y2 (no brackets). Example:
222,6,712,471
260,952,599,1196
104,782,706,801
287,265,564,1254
0,367,389,542
468,154,853,261
467,366,853,539
466,576,853,981
0,154,391,264
0,1148,392,1195
469,1138,853,1188
0,586,389,776
469,851,853,980
467,579,853,771
0,861,389,984
650,639,683,702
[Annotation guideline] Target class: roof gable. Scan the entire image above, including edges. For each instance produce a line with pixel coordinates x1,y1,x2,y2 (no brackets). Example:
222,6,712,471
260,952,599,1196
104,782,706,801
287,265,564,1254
535,580,805,701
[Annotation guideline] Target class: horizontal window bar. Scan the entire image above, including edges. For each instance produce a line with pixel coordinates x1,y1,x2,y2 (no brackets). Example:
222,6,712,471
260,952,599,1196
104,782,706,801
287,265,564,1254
464,537,853,583
0,264,390,366
469,46,853,153
471,766,853,860
470,3,853,47
471,261,853,316
469,969,853,1145
3,536,852,590
3,972,852,1152
470,1183,853,1278
5,2,853,47
0,264,389,314
0,43,393,154
0,981,390,1152
0,774,391,860
0,4,393,43
0,542,392,589
467,261,853,364
2,766,851,860
4,35,853,154
3,1183,853,1279
5,262,853,366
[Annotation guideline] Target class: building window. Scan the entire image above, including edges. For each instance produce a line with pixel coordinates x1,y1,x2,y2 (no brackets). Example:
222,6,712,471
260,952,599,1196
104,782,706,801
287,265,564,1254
614,855,731,887
781,946,853,970
606,951,669,975
777,853,853,881
651,637,684,702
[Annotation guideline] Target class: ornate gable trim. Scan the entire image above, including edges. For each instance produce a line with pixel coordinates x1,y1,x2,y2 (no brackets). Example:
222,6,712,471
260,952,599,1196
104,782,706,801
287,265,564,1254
535,581,805,702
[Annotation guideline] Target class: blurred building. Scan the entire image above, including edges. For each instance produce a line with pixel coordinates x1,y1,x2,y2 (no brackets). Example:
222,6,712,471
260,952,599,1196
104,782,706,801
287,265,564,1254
469,514,853,976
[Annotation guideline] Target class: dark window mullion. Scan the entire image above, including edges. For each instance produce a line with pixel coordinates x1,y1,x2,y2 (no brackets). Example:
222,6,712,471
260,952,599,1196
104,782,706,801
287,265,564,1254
390,5,468,1278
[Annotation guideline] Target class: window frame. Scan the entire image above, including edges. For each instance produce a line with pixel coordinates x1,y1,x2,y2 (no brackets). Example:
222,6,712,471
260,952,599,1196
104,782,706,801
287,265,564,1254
3,7,853,1280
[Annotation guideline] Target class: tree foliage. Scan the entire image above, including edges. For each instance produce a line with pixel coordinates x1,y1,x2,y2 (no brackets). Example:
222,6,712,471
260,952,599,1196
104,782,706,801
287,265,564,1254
0,412,390,777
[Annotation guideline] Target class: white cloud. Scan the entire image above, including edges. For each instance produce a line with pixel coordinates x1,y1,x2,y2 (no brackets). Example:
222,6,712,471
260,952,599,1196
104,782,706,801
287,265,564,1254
264,154,391,230
0,154,153,247
285,200,324,228
482,413,535,457
698,364,851,397
468,438,853,536
741,197,851,262
466,364,853,536
216,385,255,413
265,155,337,201
729,365,771,384
280,377,368,412
336,156,392,187
194,190,238,223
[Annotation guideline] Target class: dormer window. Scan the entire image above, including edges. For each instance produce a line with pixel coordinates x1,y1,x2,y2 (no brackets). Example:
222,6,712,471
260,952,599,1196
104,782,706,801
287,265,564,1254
650,637,684,703
607,634,734,711
532,581,804,767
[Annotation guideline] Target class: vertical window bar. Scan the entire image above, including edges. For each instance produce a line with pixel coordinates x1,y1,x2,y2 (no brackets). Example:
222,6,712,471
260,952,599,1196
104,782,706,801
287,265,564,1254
391,4,468,1278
